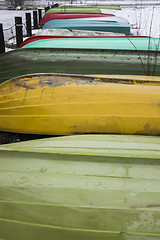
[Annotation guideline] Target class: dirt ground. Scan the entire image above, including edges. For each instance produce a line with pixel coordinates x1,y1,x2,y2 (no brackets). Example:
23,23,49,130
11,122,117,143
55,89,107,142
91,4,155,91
0,131,50,145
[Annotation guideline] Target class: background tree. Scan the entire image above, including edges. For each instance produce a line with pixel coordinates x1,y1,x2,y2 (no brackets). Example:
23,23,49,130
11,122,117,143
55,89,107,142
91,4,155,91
8,0,24,7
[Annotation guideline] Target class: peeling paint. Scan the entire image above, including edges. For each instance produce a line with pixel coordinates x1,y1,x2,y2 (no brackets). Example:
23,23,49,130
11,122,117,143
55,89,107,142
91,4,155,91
0,73,160,136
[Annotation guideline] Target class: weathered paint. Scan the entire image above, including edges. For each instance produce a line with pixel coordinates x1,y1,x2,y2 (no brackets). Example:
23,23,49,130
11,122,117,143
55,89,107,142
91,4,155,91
0,134,160,239
35,28,126,37
0,48,160,85
0,73,159,135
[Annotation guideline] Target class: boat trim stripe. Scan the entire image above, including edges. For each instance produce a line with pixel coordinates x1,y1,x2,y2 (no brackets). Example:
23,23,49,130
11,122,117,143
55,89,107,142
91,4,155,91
0,217,160,236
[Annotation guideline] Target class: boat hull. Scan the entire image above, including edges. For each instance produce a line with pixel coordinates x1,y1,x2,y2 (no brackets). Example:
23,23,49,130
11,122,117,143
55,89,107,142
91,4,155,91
20,35,145,48
40,13,115,26
0,73,159,135
0,134,160,239
46,7,103,14
21,37,160,51
45,5,121,14
1,48,160,84
42,19,131,35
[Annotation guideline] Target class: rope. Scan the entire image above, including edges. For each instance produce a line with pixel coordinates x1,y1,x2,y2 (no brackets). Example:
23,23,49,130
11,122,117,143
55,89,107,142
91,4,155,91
3,23,16,31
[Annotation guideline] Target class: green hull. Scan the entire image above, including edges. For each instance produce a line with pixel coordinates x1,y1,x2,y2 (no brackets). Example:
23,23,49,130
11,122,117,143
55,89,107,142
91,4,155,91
94,5,121,10
0,134,160,240
22,37,160,51
0,47,160,83
55,5,121,10
46,7,102,14
45,5,121,14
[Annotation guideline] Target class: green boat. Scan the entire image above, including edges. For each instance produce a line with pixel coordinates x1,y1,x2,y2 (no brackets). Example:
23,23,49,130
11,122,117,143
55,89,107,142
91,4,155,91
0,45,160,84
57,4,121,10
46,7,103,14
94,5,121,10
0,134,160,239
45,5,121,14
22,37,160,51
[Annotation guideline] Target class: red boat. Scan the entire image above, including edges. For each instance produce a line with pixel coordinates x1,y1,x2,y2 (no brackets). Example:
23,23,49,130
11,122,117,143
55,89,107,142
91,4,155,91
40,13,115,25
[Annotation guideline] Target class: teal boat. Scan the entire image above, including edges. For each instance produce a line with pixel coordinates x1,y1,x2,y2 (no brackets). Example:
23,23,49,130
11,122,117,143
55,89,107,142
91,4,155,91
42,19,130,35
0,134,160,239
22,37,160,51
0,46,160,84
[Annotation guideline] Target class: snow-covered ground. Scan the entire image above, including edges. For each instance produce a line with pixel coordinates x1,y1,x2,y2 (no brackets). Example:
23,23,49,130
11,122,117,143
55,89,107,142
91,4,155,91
0,9,42,45
0,3,160,47
102,6,160,37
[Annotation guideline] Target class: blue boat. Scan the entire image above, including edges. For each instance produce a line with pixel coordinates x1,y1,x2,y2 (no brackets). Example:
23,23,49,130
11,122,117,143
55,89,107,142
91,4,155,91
42,18,131,35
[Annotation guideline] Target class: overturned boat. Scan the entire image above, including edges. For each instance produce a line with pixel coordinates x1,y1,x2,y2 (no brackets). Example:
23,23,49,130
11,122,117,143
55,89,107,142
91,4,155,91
42,18,131,35
21,36,160,51
0,134,160,239
46,7,103,14
45,5,121,14
1,36,160,83
19,35,145,48
0,73,159,136
40,13,115,26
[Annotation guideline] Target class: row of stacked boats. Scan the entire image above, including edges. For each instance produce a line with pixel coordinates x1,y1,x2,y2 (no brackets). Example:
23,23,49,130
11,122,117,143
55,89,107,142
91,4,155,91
40,5,130,35
0,4,160,240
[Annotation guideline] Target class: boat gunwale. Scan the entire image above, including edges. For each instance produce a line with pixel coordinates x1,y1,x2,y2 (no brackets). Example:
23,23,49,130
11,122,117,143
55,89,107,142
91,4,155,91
0,147,160,160
19,35,151,48
0,72,160,86
4,47,160,55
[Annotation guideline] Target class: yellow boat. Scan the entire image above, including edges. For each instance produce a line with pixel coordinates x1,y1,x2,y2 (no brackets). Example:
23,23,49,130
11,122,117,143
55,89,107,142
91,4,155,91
0,73,159,136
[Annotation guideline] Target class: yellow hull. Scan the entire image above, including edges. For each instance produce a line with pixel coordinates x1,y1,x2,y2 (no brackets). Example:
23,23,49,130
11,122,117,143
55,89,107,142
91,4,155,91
0,73,160,136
